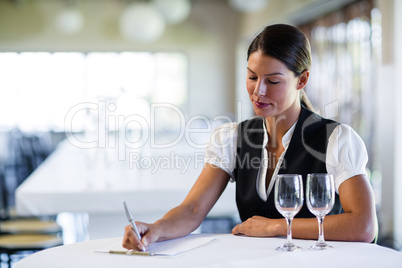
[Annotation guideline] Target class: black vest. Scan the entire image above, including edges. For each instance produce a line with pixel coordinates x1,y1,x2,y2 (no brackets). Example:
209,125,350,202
234,107,342,222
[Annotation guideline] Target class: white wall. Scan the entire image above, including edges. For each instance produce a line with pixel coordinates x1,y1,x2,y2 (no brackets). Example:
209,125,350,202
374,0,401,249
392,0,402,249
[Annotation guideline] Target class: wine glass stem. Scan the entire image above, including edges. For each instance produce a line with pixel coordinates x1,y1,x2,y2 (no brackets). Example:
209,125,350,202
286,217,293,244
317,216,325,243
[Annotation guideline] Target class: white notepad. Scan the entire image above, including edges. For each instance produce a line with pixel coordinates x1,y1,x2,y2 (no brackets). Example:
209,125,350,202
95,235,216,256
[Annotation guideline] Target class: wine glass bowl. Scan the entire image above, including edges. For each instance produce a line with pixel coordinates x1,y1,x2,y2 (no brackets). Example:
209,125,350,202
306,173,335,250
274,174,304,252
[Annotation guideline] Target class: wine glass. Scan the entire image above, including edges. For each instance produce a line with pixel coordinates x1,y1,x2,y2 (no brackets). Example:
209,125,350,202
274,174,304,252
306,173,335,250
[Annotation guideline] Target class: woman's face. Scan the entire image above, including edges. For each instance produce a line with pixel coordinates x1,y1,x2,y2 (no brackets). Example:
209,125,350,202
246,51,305,119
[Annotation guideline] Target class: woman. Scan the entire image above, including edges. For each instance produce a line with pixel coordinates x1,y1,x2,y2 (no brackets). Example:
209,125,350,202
122,24,378,251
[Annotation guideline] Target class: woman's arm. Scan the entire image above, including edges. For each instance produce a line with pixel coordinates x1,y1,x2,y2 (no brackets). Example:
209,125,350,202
232,174,378,242
122,163,230,250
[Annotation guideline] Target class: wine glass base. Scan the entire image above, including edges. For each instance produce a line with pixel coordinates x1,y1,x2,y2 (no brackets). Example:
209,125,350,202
275,243,302,252
308,242,333,250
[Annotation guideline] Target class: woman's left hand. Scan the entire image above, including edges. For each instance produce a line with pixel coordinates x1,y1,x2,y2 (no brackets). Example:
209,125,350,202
231,216,284,237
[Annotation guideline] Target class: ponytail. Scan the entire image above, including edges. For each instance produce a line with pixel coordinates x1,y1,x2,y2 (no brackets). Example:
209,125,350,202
300,89,314,111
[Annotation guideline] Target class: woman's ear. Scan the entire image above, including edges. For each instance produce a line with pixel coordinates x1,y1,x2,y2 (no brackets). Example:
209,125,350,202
296,70,310,90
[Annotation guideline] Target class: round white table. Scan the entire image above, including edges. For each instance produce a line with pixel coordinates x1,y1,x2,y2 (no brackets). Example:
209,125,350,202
14,234,402,268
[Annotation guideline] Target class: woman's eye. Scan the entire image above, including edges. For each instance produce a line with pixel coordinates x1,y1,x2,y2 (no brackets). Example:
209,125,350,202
268,80,279,85
248,76,258,80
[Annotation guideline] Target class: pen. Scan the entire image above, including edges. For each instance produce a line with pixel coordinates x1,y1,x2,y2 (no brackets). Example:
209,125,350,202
94,250,154,256
109,250,153,256
123,200,145,251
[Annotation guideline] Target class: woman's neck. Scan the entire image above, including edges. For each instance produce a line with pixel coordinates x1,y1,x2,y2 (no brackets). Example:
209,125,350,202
265,104,301,148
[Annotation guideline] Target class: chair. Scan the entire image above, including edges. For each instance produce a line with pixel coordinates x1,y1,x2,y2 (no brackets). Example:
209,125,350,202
0,164,62,235
0,233,63,267
0,218,62,235
0,164,63,267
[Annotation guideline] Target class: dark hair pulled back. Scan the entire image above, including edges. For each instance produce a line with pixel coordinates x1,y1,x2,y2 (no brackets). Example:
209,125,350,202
247,24,314,110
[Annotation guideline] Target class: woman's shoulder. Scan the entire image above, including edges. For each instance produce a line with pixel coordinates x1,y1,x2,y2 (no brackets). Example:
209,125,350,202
327,122,368,166
213,121,239,130
236,116,265,131
213,116,264,127
331,123,364,141
238,116,264,125
208,121,239,146
210,116,266,144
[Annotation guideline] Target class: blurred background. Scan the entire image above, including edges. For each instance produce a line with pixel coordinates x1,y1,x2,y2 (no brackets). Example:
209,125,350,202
0,0,401,260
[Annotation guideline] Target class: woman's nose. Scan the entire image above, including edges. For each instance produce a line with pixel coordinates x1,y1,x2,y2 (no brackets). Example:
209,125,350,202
254,81,266,96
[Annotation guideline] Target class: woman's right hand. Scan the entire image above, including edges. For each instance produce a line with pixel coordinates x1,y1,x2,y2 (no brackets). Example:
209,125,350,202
122,222,160,251
121,164,231,251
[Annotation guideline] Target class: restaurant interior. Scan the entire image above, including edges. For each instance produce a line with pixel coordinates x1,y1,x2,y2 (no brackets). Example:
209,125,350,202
0,0,401,266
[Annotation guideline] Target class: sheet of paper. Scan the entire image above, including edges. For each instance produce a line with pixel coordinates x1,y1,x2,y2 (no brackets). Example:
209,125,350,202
97,235,216,256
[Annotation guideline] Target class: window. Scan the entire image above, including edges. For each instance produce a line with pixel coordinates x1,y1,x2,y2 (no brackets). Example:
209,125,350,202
298,0,381,205
0,52,188,132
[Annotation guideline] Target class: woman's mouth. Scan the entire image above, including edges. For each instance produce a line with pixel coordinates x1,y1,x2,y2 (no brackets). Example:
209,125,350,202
254,101,270,108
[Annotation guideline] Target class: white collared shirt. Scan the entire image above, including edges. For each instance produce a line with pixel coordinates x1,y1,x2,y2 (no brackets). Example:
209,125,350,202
204,118,368,200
